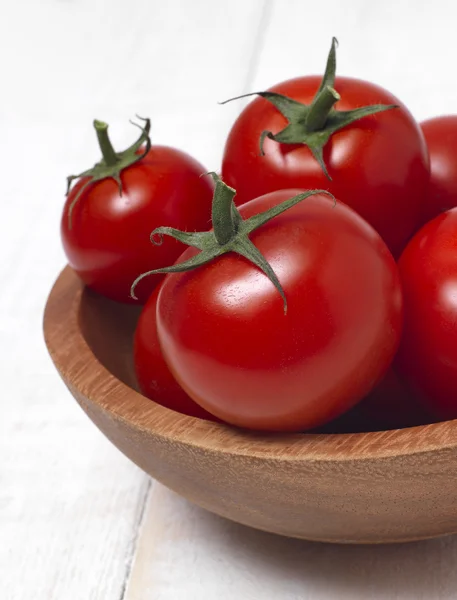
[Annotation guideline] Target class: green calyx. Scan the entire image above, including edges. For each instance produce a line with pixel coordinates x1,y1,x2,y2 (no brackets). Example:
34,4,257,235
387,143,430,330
65,116,152,228
221,37,398,179
130,173,333,313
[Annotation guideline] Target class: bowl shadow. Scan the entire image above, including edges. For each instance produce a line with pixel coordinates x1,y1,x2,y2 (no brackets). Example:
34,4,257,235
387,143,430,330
182,492,457,597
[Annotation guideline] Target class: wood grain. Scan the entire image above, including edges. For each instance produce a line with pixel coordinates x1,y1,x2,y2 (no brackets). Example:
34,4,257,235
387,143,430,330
44,267,457,544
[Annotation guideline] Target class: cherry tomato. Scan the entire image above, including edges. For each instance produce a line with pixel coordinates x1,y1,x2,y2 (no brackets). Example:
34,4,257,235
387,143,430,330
147,189,403,432
62,120,214,303
396,209,457,421
420,115,457,224
134,285,218,421
222,76,429,257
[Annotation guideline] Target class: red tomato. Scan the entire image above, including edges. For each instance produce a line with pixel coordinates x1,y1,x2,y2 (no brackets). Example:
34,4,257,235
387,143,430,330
134,285,218,421
396,209,457,421
420,115,457,224
317,369,433,433
222,77,429,257
62,120,213,303
147,189,403,432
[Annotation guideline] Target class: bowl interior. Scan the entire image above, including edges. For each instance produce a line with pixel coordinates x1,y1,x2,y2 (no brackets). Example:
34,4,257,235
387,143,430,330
78,286,142,391
45,266,457,462
43,267,457,543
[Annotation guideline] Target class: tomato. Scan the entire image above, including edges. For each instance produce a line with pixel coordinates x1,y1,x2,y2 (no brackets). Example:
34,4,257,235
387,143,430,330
396,209,457,421
61,118,214,303
221,46,429,257
420,115,457,224
142,188,403,432
317,369,433,433
134,285,218,421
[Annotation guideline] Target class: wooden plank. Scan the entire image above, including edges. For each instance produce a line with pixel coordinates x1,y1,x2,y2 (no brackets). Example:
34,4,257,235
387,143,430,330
0,119,151,599
1,402,150,600
0,0,266,598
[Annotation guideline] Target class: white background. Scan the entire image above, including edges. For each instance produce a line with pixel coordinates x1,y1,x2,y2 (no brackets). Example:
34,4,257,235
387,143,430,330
3,0,457,598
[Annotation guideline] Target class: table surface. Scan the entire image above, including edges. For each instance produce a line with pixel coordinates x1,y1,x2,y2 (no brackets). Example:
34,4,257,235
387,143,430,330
4,0,457,598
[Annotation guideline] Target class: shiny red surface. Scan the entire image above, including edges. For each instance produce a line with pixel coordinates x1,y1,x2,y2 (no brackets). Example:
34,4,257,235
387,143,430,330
153,190,403,432
397,209,457,421
134,285,218,420
421,115,457,224
222,76,429,258
61,146,214,303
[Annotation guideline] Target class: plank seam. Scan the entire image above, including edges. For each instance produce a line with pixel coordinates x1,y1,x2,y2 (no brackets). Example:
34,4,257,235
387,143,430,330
119,477,153,600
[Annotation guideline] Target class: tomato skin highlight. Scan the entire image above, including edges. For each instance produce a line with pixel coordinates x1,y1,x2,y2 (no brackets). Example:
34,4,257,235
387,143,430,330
420,115,457,224
396,209,457,421
222,76,429,257
153,190,403,432
61,146,214,304
134,285,219,421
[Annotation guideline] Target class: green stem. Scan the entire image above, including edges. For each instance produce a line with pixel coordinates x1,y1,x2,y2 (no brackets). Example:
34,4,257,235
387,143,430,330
305,86,340,132
93,120,118,166
211,177,238,245
220,39,397,179
129,175,333,312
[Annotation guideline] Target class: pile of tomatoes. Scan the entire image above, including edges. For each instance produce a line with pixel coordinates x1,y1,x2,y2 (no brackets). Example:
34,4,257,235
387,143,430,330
61,40,457,433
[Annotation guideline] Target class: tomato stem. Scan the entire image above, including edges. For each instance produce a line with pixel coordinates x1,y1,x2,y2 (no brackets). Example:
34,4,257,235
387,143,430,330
130,173,334,313
305,86,340,132
94,120,119,166
212,178,238,244
220,37,397,180
65,116,152,229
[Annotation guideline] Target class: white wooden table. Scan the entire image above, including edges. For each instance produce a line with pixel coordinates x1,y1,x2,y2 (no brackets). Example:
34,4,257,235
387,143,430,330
3,1,457,598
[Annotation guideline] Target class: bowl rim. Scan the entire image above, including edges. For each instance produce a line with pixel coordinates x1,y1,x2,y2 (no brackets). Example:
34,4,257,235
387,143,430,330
44,266,457,463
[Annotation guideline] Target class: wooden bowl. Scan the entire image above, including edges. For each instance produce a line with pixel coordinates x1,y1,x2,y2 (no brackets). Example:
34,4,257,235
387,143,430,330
43,266,457,544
